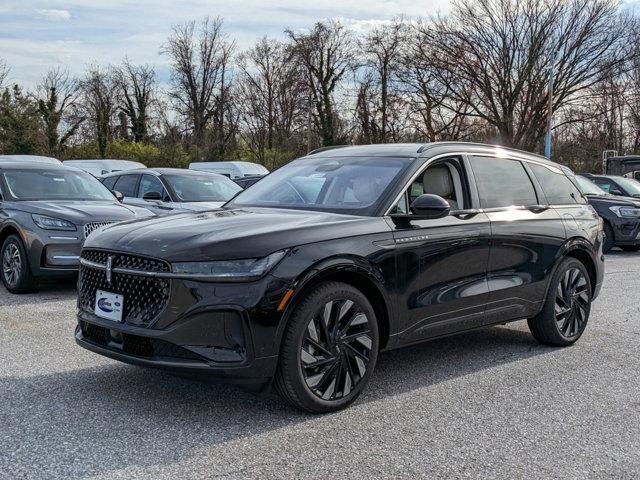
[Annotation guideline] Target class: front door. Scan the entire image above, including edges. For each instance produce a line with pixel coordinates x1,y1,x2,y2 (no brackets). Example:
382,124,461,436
389,157,492,344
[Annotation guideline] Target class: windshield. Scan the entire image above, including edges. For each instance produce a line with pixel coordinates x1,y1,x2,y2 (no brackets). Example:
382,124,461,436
2,169,116,201
614,177,640,196
228,156,412,215
165,174,242,202
576,176,607,195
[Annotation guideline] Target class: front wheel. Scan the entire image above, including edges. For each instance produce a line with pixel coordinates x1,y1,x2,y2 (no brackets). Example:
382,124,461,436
274,282,379,413
603,222,614,253
1,234,37,293
527,258,592,347
621,245,640,252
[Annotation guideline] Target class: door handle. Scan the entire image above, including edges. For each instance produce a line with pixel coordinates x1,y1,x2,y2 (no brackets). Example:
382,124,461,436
452,209,480,219
527,205,550,213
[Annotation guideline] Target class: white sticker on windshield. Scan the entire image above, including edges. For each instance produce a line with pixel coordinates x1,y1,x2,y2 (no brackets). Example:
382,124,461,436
53,178,66,182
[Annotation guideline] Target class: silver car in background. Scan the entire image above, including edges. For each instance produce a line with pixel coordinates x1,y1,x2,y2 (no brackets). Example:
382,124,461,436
100,168,242,215
0,162,153,293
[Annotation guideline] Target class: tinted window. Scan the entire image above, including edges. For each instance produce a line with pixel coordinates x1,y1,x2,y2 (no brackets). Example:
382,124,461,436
113,174,139,197
591,178,614,193
139,175,169,200
101,176,117,190
471,157,537,208
529,163,584,205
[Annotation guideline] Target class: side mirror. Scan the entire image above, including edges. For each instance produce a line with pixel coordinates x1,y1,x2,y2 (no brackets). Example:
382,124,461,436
409,194,451,219
143,191,163,201
112,190,124,202
610,189,623,196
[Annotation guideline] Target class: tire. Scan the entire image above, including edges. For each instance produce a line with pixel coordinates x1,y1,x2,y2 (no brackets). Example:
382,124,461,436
603,222,614,253
527,257,592,347
620,245,640,252
274,281,379,413
1,234,37,293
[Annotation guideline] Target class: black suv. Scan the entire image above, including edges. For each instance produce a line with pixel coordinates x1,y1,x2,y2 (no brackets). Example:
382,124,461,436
75,143,604,412
575,175,640,252
582,173,640,198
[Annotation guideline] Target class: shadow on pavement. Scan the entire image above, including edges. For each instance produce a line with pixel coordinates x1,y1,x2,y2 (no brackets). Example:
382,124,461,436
0,323,554,479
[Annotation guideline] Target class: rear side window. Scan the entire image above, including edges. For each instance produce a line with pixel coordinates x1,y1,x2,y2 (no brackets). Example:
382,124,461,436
101,176,117,190
113,174,139,197
471,157,538,208
528,163,584,205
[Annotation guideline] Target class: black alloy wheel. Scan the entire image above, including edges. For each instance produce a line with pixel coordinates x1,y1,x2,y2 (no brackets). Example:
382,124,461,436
275,282,379,413
528,257,592,346
554,267,589,338
301,298,373,401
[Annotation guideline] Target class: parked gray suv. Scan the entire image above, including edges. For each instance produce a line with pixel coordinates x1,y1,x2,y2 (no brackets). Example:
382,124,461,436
0,162,153,293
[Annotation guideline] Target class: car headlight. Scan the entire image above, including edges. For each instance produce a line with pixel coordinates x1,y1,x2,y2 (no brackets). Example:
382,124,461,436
172,250,287,281
32,214,77,231
609,206,640,218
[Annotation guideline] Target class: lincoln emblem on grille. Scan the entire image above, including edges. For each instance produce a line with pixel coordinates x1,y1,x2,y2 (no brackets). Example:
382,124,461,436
105,256,113,284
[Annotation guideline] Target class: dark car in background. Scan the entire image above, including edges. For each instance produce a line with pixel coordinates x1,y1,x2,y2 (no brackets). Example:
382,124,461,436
100,168,242,215
581,173,640,198
575,175,640,252
75,143,604,412
0,163,153,293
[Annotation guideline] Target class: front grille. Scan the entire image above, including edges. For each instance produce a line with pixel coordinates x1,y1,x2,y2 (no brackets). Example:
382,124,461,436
84,222,115,239
79,321,202,361
79,250,171,327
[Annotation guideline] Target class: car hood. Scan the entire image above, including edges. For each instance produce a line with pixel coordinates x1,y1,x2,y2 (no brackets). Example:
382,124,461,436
84,207,389,262
14,200,154,223
585,194,640,208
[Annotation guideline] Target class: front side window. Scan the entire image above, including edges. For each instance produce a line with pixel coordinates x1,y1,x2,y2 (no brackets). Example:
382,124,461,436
2,169,116,201
139,175,169,201
229,156,413,215
529,163,584,205
471,157,538,208
164,174,241,202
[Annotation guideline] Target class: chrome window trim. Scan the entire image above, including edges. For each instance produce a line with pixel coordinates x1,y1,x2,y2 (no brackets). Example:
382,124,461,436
383,150,557,216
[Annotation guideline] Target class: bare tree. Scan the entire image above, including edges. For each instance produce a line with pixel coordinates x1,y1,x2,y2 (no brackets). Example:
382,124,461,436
0,59,9,90
287,20,355,147
357,20,406,143
162,17,235,158
237,37,306,167
115,59,156,142
78,67,118,158
425,0,637,151
35,67,83,156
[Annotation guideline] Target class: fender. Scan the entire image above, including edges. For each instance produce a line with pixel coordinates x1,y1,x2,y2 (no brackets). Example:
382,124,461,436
542,236,599,300
272,255,395,352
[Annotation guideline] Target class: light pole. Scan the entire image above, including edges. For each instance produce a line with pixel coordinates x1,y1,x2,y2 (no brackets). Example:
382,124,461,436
544,50,556,160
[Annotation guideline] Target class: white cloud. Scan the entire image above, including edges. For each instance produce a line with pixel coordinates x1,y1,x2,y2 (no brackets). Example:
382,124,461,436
36,9,71,22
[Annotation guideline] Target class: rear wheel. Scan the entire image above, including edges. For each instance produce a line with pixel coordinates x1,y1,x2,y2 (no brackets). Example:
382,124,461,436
1,234,36,293
274,282,379,413
527,258,591,347
603,222,614,253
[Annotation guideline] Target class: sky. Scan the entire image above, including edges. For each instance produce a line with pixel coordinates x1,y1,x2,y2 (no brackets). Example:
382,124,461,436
0,0,452,89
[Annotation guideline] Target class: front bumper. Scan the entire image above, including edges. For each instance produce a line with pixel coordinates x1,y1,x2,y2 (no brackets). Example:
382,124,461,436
612,218,640,246
75,314,279,383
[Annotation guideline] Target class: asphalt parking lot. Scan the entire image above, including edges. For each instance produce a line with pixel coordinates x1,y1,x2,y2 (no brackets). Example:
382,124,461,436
1,253,639,479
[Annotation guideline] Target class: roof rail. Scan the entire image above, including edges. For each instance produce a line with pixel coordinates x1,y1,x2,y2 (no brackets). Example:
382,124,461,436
306,145,349,156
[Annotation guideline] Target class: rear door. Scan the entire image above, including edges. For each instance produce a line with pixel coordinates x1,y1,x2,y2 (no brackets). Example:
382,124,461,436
388,156,492,344
469,156,567,324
